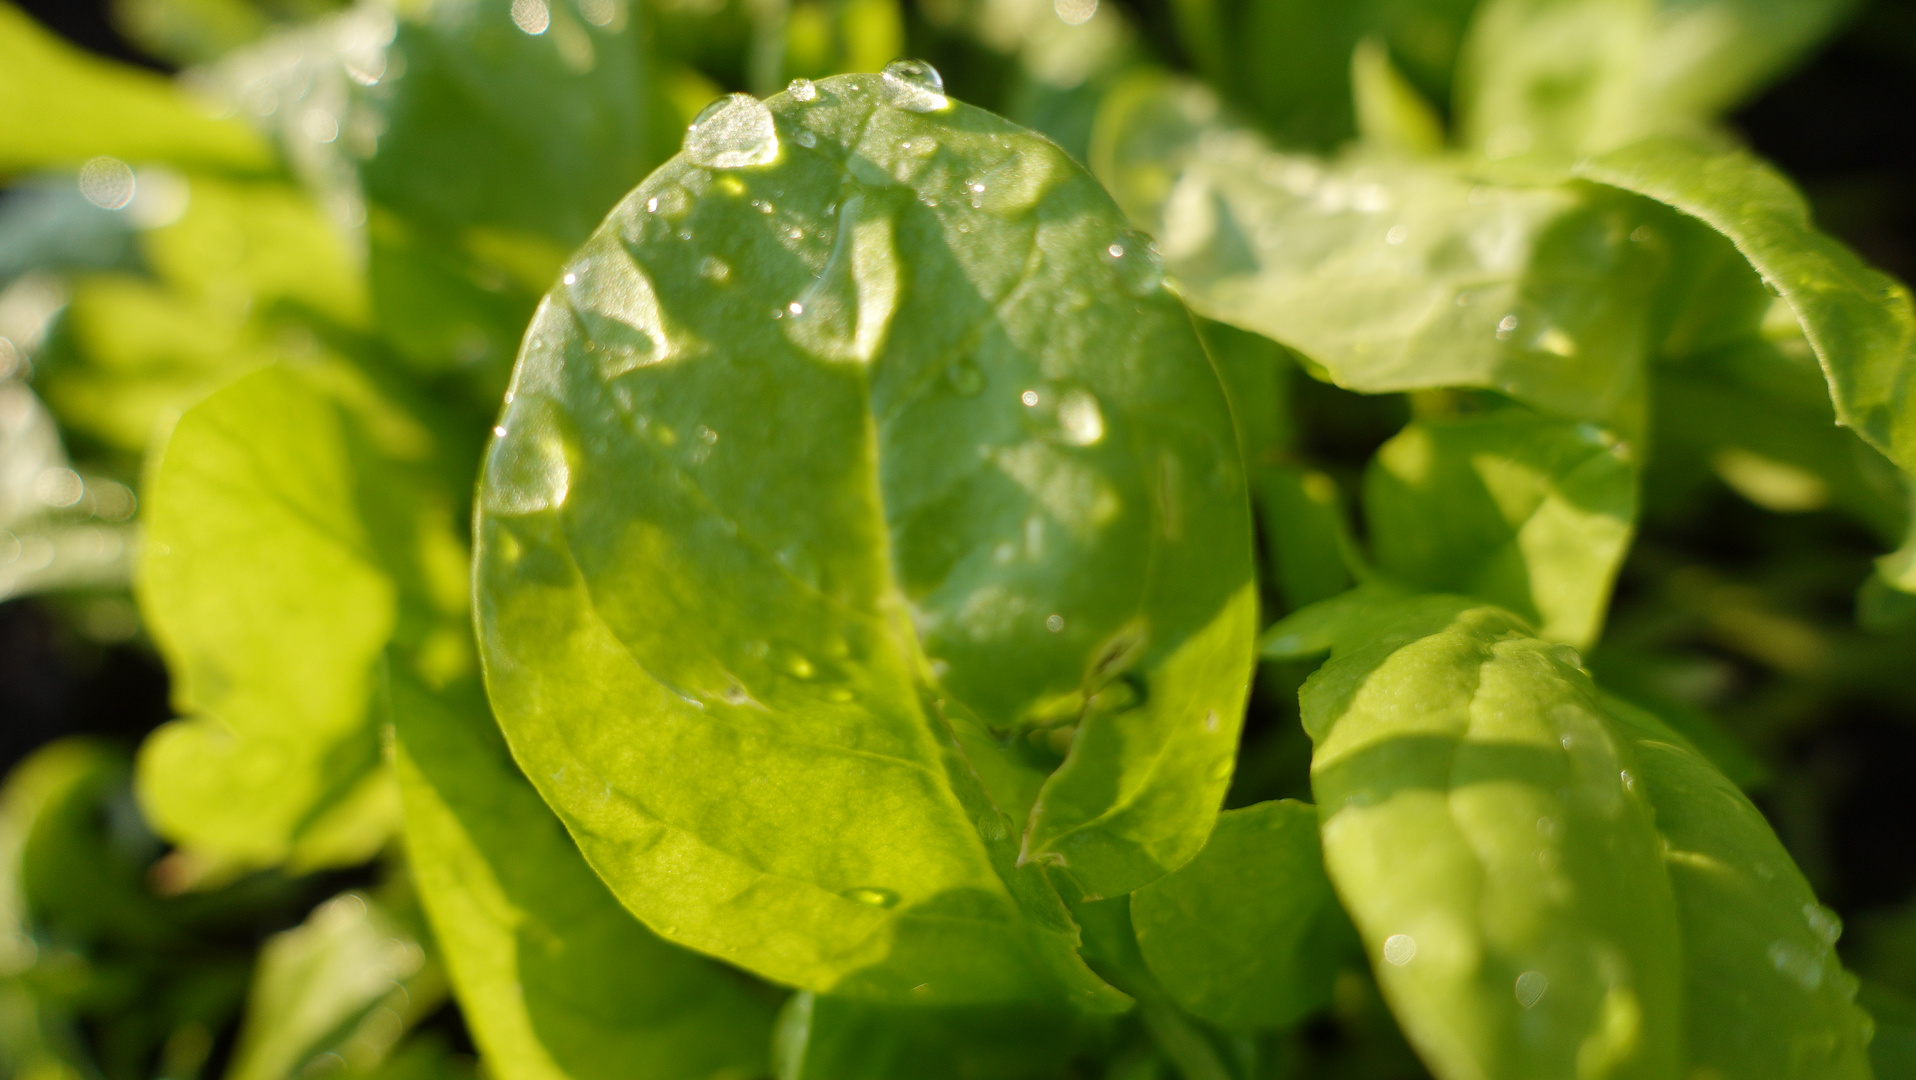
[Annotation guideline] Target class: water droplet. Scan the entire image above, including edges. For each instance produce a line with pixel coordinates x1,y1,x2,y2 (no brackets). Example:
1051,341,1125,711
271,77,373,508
881,59,948,112
843,887,900,908
1054,0,1097,23
697,425,718,445
1057,389,1104,446
77,157,135,210
1383,934,1417,966
795,129,817,149
1020,389,1040,407
510,0,550,34
1046,614,1065,633
684,94,778,169
1107,243,1125,259
1496,314,1520,340
562,272,577,285
1769,940,1825,991
646,197,660,213
1804,904,1843,946
788,301,804,315
1515,971,1548,1008
977,814,1011,841
787,77,818,101
947,360,985,396
1620,769,1637,792
1385,225,1409,245
698,256,731,283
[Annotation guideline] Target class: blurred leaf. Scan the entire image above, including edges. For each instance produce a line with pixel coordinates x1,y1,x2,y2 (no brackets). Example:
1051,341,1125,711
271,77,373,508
772,991,1105,1080
476,74,1252,1004
1130,799,1349,1032
1351,37,1446,156
136,360,470,873
1297,594,1685,1080
0,2,272,175
390,666,780,1080
1364,405,1637,648
1457,0,1859,159
1603,694,1873,1079
1254,466,1360,613
225,891,442,1080
1092,74,1670,433
1573,138,1916,479
358,0,677,249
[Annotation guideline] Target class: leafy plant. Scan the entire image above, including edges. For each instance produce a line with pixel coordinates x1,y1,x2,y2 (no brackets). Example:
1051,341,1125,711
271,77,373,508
2,0,1915,1078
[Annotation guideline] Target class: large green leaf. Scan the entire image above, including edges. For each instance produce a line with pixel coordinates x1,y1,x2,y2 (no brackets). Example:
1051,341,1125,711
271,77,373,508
1572,137,1916,479
1090,73,1669,431
0,1,272,174
1364,406,1637,648
358,0,677,248
390,666,779,1080
1457,0,1857,160
137,361,470,873
1294,594,1684,1080
476,72,1254,1005
1130,799,1348,1032
1601,695,1873,1079
772,991,1104,1080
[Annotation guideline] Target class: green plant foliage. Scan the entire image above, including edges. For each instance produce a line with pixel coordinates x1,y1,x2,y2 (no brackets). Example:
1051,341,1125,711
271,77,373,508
1130,799,1348,1032
772,990,1105,1079
1364,405,1637,648
476,71,1254,1005
136,361,469,874
389,666,780,1080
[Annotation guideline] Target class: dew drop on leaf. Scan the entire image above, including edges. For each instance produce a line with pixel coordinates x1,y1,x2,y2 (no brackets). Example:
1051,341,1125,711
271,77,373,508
843,887,900,908
1515,970,1548,1008
881,59,949,113
1057,389,1104,446
787,77,817,101
684,93,779,169
1383,933,1416,965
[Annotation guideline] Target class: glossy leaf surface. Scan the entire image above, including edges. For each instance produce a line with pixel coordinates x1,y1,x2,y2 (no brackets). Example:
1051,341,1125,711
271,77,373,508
1131,799,1347,1032
1364,407,1637,647
1091,74,1667,429
390,666,779,1080
1574,137,1916,478
138,362,469,871
476,73,1254,1005
1602,695,1873,1080
1295,594,1684,1080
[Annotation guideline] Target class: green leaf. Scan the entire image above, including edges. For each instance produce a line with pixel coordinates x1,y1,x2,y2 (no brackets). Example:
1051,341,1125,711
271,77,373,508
0,1,272,174
224,891,443,1080
1090,73,1670,431
137,361,470,872
1130,799,1348,1032
358,0,677,248
1573,138,1916,477
1351,37,1446,156
1600,694,1873,1079
1456,0,1858,159
1364,406,1637,648
772,991,1106,1080
389,665,780,1080
476,73,1254,1005
1254,465,1360,613
1299,594,1684,1080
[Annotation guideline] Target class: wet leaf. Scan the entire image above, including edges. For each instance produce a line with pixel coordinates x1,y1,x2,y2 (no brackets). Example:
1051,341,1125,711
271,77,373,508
390,666,779,1080
476,71,1253,1005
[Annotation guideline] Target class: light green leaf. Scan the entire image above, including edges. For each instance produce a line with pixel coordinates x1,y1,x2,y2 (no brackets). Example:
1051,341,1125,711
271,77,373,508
1352,37,1446,156
358,0,677,248
1457,0,1857,159
476,73,1253,1005
0,1,272,174
1130,799,1348,1032
390,665,779,1080
137,361,470,872
772,991,1105,1080
1301,595,1684,1080
1091,73,1669,431
1600,694,1873,1079
225,891,443,1080
1572,137,1916,479
1364,406,1637,648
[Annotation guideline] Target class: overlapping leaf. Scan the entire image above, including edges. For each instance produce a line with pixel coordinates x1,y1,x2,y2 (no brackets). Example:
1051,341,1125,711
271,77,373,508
476,73,1254,1004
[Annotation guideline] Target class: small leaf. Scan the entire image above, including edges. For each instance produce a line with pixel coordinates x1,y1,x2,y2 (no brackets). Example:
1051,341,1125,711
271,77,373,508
1364,406,1637,648
1301,594,1685,1080
477,73,1253,1004
1131,799,1349,1031
1091,73,1669,432
390,665,780,1080
1352,38,1446,156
